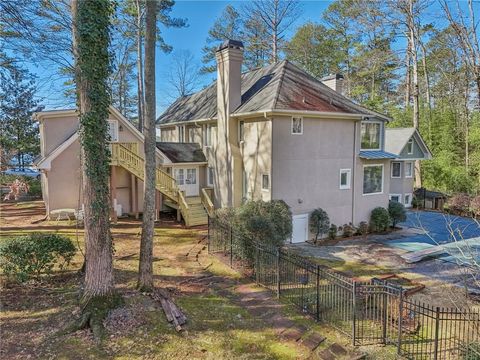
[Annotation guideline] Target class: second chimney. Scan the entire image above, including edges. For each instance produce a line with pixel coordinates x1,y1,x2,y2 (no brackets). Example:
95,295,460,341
321,74,344,94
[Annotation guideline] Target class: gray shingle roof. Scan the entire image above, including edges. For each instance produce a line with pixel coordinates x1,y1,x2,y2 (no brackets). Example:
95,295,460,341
156,142,207,163
157,60,390,124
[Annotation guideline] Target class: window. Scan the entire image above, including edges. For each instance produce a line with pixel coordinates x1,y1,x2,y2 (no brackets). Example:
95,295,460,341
262,174,270,191
178,125,185,142
405,162,413,178
239,121,245,142
291,117,303,134
174,168,184,185
389,194,402,203
360,121,381,150
339,169,351,190
404,193,412,207
204,124,212,147
107,120,119,142
207,167,214,186
391,162,401,178
406,139,414,154
188,127,195,143
363,164,383,195
242,170,249,200
186,168,196,184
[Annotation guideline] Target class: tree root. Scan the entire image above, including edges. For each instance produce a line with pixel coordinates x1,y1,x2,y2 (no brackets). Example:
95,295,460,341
59,294,123,345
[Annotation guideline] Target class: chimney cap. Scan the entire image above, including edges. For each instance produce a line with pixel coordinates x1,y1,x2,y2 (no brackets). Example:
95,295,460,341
321,73,344,81
216,39,244,52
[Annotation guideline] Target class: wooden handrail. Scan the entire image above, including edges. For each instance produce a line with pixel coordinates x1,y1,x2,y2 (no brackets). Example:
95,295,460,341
177,190,189,226
201,188,214,217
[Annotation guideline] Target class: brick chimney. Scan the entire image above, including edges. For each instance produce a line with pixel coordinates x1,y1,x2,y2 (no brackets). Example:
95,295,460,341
214,40,244,208
321,74,344,94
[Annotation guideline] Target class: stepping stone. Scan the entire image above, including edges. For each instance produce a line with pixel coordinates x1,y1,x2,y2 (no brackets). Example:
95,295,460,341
300,332,326,351
281,325,307,342
317,349,336,360
327,343,348,356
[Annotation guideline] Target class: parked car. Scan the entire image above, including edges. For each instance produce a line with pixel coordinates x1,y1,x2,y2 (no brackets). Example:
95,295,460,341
3,167,41,179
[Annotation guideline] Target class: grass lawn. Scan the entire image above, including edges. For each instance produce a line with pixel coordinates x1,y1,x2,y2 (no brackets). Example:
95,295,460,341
0,201,398,359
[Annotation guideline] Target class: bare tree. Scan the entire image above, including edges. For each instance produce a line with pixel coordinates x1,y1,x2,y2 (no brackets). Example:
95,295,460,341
165,50,200,100
138,0,156,292
244,0,302,63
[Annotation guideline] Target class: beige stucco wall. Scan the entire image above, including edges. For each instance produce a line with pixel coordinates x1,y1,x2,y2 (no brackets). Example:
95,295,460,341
41,115,79,156
241,118,272,203
271,116,356,226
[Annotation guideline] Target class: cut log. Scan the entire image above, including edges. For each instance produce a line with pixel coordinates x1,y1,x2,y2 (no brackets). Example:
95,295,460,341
151,288,187,331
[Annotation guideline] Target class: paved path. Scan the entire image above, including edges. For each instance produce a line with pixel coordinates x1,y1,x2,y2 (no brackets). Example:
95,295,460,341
185,236,365,359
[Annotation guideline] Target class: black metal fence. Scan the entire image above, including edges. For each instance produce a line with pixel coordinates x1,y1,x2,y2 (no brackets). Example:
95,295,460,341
208,218,480,360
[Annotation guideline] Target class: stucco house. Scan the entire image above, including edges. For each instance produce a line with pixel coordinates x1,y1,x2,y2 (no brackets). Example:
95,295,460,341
34,39,431,242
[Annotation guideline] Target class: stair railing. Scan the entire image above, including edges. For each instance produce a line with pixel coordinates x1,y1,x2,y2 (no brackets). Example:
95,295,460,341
201,188,214,217
177,190,190,227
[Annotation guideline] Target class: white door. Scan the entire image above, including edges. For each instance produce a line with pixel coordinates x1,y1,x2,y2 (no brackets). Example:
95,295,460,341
292,214,308,243
174,167,199,197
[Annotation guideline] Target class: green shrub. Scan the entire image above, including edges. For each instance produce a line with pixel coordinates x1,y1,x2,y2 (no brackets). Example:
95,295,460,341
309,208,330,243
341,223,355,237
463,342,480,360
370,207,391,233
388,201,407,227
0,233,76,282
327,224,337,240
235,200,292,264
357,221,369,236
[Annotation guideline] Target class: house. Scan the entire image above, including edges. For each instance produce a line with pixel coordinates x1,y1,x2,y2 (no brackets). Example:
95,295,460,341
34,106,211,226
156,40,432,242
34,39,431,241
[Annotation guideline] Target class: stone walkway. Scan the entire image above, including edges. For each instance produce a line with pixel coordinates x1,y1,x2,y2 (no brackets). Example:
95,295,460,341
186,237,365,359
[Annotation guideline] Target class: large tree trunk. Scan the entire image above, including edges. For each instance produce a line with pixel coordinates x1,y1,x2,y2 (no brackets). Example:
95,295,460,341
138,0,156,292
135,0,145,132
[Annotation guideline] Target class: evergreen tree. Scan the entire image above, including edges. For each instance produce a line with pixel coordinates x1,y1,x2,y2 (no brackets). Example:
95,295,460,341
0,64,43,168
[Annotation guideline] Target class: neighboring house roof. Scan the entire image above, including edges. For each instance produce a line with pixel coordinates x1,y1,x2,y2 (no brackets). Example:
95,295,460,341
384,127,432,158
359,150,397,160
157,60,390,124
414,188,447,199
156,142,207,163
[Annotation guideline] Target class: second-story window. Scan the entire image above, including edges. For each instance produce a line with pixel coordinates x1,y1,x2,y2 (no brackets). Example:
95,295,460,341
204,124,212,147
239,121,245,142
292,117,303,134
178,125,185,142
107,120,119,142
406,138,414,154
188,127,195,143
361,120,381,150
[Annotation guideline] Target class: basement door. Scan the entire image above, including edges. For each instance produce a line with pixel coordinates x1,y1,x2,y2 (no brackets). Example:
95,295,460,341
291,214,308,243
174,167,199,197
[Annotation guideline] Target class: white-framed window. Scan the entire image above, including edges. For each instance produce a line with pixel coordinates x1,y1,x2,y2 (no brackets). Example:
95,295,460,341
239,120,245,142
291,116,303,135
186,168,197,184
360,120,382,150
404,193,412,207
204,124,212,147
406,139,414,154
262,174,270,191
178,125,185,142
391,162,401,178
339,169,351,190
188,127,195,143
107,120,119,142
156,127,161,140
389,194,402,203
405,162,413,178
174,168,185,185
363,164,384,195
207,167,214,186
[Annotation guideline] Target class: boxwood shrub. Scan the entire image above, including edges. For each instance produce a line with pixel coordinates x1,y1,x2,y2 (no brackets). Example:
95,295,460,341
0,233,76,282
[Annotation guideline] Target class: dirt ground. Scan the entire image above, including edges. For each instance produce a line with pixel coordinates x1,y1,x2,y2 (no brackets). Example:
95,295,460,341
0,200,399,360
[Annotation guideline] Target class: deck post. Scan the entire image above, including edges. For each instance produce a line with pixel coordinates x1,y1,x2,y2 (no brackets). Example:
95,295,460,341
110,165,118,223
155,190,160,221
133,176,139,219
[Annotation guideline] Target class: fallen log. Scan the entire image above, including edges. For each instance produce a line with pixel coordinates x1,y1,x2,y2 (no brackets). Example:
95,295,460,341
151,288,187,332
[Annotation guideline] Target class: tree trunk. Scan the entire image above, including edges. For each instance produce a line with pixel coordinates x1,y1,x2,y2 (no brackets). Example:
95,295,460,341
138,0,156,292
73,0,115,304
404,42,411,109
135,0,145,132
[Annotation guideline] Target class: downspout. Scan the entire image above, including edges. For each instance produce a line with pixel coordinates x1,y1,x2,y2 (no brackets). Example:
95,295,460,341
351,120,358,225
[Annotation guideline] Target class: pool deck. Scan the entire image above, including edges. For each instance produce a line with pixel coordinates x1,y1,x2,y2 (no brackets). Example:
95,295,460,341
401,237,480,263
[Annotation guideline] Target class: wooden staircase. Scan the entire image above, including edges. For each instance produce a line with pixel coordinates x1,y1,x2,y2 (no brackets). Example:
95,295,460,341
111,143,210,227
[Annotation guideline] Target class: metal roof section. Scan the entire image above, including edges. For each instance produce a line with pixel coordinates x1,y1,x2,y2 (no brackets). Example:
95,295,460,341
359,150,397,160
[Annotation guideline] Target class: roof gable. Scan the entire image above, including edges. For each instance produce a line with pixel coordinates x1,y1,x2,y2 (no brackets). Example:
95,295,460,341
385,127,432,159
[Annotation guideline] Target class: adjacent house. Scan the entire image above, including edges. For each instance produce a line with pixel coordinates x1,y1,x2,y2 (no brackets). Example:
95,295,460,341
34,39,431,242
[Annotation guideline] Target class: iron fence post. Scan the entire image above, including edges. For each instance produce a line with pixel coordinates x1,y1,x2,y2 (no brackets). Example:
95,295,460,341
397,290,404,355
382,286,388,344
434,307,440,360
352,281,357,346
276,248,281,299
255,243,259,284
229,226,233,267
316,265,320,321
207,215,210,253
